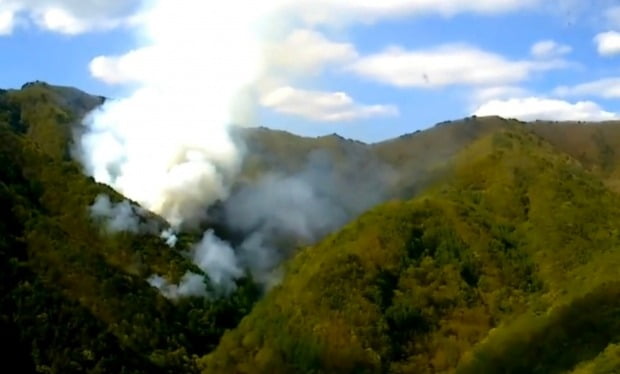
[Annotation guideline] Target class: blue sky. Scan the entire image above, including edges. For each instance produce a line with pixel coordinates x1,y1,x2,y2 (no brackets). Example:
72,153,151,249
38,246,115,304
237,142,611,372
4,1,620,142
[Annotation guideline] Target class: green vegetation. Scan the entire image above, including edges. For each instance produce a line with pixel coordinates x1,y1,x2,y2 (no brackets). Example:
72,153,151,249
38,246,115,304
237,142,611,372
0,83,260,373
202,127,620,373
5,82,620,373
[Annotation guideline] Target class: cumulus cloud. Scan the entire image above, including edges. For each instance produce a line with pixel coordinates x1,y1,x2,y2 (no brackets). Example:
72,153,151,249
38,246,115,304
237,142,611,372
555,77,620,98
0,0,544,36
265,29,358,75
594,31,620,56
473,97,618,121
472,86,530,104
348,44,567,88
94,29,357,85
88,48,156,85
530,40,572,58
260,86,398,122
0,10,15,35
0,0,140,35
275,0,539,25
0,0,586,36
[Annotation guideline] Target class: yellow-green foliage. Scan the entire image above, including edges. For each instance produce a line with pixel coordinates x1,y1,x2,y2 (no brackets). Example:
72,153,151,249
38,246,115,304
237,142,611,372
571,343,620,374
201,126,620,373
7,82,620,373
531,121,620,193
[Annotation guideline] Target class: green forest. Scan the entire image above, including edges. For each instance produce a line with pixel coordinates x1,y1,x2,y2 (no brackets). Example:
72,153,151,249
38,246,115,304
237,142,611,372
3,82,620,373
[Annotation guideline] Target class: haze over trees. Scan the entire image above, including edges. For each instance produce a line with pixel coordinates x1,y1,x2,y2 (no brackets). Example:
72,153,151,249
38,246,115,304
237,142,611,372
3,82,620,373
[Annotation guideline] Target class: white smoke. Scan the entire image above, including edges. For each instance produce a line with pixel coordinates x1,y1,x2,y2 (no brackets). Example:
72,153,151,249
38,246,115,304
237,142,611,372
90,193,157,233
74,0,284,299
77,0,399,298
76,0,275,228
222,149,396,285
160,228,178,248
191,230,243,293
149,230,242,299
147,272,206,299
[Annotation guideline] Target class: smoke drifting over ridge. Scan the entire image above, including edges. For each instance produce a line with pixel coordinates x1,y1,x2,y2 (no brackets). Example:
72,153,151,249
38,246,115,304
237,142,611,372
218,149,396,285
75,0,398,297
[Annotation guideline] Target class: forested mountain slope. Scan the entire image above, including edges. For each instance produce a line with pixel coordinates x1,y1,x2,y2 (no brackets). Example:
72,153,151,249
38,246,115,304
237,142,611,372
202,126,620,373
4,82,620,373
0,83,260,373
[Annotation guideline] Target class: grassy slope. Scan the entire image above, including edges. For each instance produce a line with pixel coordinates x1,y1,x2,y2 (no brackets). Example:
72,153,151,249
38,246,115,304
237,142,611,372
201,125,620,373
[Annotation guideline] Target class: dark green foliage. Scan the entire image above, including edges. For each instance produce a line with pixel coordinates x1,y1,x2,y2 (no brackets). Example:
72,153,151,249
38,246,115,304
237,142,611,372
458,283,620,374
0,83,260,373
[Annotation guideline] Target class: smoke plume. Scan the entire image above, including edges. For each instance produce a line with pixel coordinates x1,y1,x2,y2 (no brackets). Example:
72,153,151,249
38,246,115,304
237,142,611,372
147,272,206,299
148,229,242,299
90,194,157,234
160,228,178,248
75,0,273,228
215,149,396,285
77,0,399,298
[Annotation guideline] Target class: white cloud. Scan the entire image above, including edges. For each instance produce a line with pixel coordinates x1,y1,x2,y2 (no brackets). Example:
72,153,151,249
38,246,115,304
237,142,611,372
530,40,572,58
0,0,139,35
594,31,620,56
0,0,542,35
348,44,567,88
472,85,529,104
555,77,620,98
260,86,398,122
0,10,15,35
277,0,539,25
89,48,157,85
474,97,618,121
265,29,357,74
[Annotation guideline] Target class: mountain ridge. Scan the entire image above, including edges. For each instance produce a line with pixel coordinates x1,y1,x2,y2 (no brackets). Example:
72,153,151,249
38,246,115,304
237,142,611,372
3,81,620,372
202,124,620,373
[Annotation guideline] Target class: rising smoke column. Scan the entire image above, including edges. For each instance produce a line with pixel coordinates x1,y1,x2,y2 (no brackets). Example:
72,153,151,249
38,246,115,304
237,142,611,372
75,0,399,297
76,0,274,228
74,0,290,298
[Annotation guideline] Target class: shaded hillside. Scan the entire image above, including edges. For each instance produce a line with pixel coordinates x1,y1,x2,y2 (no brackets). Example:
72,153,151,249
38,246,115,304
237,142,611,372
0,83,260,373
201,125,620,373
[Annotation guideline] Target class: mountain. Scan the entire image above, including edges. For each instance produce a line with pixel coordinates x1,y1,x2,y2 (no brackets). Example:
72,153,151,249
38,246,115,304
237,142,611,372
0,82,260,373
3,81,620,373
201,125,620,373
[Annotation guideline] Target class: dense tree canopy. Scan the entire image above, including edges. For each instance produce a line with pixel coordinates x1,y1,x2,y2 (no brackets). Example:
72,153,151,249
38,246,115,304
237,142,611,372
3,82,620,373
